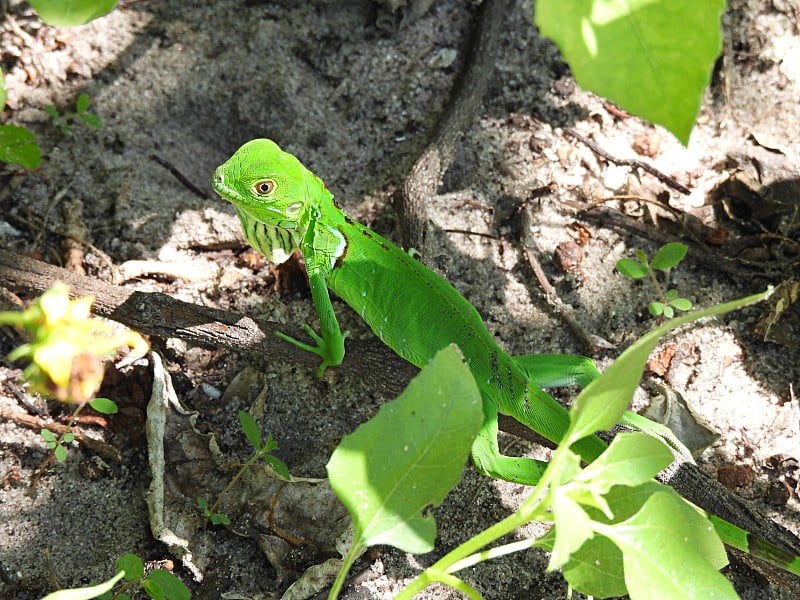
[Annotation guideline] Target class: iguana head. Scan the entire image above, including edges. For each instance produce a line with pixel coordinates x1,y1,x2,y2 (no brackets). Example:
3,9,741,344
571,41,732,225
212,138,314,231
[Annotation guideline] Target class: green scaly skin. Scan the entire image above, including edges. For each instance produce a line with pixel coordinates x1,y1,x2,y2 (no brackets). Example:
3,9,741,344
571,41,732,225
213,139,800,577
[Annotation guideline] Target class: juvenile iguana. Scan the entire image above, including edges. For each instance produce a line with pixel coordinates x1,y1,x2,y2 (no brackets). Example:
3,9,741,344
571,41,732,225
212,138,800,577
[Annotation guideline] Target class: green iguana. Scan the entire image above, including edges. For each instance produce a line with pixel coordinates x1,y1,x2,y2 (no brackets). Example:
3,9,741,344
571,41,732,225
212,138,800,578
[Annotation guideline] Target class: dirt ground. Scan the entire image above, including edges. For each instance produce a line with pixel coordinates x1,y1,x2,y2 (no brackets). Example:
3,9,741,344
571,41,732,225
1,0,799,598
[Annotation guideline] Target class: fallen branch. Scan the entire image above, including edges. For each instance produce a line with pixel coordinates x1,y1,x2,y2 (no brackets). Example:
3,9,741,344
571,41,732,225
398,0,511,252
0,248,417,395
563,127,691,195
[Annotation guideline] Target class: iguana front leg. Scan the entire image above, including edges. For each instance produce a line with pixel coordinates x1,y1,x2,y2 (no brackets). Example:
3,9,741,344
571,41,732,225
276,271,347,376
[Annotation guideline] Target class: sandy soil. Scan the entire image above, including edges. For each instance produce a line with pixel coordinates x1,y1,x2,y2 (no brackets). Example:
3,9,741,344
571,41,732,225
1,0,799,598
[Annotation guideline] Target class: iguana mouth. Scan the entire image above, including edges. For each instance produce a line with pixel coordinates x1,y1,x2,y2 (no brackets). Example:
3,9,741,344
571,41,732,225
211,168,239,202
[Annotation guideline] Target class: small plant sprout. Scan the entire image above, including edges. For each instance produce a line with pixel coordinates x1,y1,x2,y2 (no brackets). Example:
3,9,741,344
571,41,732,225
616,242,692,320
44,92,103,136
40,552,190,600
198,410,290,525
196,496,230,526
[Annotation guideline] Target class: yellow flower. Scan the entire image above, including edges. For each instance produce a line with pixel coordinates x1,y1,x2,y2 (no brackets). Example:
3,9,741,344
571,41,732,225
1,284,148,403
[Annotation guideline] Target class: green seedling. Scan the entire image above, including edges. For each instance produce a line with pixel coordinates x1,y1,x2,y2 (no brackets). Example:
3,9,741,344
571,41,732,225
196,496,230,526
40,552,189,600
40,428,74,462
199,410,290,525
616,242,692,320
45,92,103,136
38,398,117,463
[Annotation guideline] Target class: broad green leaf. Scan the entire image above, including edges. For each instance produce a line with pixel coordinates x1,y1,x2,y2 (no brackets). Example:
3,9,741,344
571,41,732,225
28,0,118,26
39,571,125,600
327,345,482,553
615,258,648,279
550,482,726,598
141,577,164,600
535,0,726,143
116,553,144,581
651,242,688,271
89,397,118,414
0,69,6,109
0,124,41,169
568,288,771,442
145,570,190,600
648,301,666,317
670,297,692,311
238,410,262,450
550,491,593,569
576,433,672,491
601,492,736,598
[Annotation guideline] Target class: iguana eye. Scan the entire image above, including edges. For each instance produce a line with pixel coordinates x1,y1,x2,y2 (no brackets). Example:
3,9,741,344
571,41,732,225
252,179,276,195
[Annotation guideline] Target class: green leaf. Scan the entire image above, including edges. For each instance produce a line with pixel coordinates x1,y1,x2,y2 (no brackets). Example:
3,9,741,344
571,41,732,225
89,397,118,414
44,105,59,118
210,513,231,525
0,124,42,169
63,432,75,443
576,433,673,492
196,496,209,511
552,482,729,598
116,553,144,581
327,345,482,554
600,492,736,598
41,429,57,443
141,577,164,600
664,289,678,301
238,410,262,451
54,444,68,461
561,531,627,597
145,570,190,600
76,93,90,112
670,297,692,311
648,301,665,317
79,112,103,129
0,68,6,109
28,0,118,26
264,454,291,480
535,0,726,144
615,258,648,279
568,288,771,441
550,489,594,569
39,571,125,600
651,242,688,271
